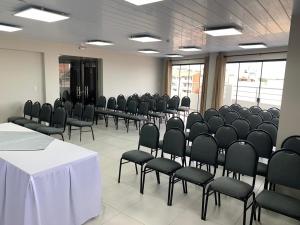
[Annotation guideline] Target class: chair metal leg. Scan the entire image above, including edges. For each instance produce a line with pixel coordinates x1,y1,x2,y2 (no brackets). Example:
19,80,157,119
214,191,218,205
140,165,144,193
91,126,95,140
80,127,82,142
118,158,122,183
201,187,206,220
68,125,71,140
258,206,261,221
168,176,175,206
203,188,210,220
60,133,64,141
250,195,256,225
167,176,172,205
141,167,146,194
135,163,138,174
218,192,221,206
155,171,160,184
243,201,247,225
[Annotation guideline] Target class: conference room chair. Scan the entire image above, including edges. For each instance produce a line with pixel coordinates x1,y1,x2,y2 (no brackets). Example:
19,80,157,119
8,100,32,122
238,107,251,119
64,100,73,118
207,115,225,134
14,101,41,126
203,108,219,123
258,122,278,147
204,141,258,225
67,102,83,124
223,110,240,124
231,118,251,140
37,107,67,141
141,129,186,204
177,96,191,120
24,103,52,131
104,97,117,127
95,96,106,124
218,105,231,118
258,110,273,122
113,97,127,129
118,123,159,192
169,134,218,219
164,96,179,118
148,99,167,130
162,94,170,103
250,149,300,225
185,112,203,139
53,98,63,110
230,103,242,112
267,107,280,118
124,101,149,133
117,94,125,106
281,135,300,154
249,105,262,114
271,117,279,127
124,99,138,132
246,114,263,130
247,129,273,189
68,104,95,141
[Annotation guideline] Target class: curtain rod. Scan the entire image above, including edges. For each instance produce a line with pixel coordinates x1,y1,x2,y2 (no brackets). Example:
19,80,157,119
225,50,288,58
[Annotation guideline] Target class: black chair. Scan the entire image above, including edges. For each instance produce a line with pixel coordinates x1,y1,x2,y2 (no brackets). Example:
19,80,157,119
185,112,203,139
204,108,219,122
259,110,273,122
67,102,83,124
250,150,300,224
249,105,262,114
24,103,52,131
223,110,239,124
68,105,95,141
281,135,300,154
15,101,41,126
207,115,225,134
177,96,191,119
54,98,63,109
258,122,278,147
204,141,258,225
117,94,125,106
124,100,138,132
268,107,280,118
218,105,230,118
95,96,106,124
118,123,159,192
148,99,167,130
64,101,73,118
231,118,251,140
8,100,32,122
141,129,186,204
113,98,127,129
271,117,279,127
238,107,251,119
37,107,67,141
124,101,149,133
165,97,179,118
246,114,263,130
104,97,117,127
247,129,273,188
230,103,242,112
169,134,219,219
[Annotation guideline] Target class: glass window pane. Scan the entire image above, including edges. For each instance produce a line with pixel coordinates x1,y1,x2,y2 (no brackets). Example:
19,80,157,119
178,65,190,99
189,64,203,111
224,63,239,105
171,65,180,96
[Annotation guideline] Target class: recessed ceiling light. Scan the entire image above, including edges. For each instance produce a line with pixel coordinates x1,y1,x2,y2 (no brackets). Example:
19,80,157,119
165,54,183,58
0,23,22,32
178,46,202,52
129,34,161,43
86,40,114,46
124,0,163,6
14,7,69,23
204,26,242,36
138,49,160,54
239,43,267,49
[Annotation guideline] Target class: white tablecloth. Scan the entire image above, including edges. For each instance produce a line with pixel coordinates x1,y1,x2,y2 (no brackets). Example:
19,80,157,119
0,123,101,225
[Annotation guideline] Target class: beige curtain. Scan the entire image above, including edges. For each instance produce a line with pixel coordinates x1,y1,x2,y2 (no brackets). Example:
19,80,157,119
163,59,172,95
200,56,209,113
212,53,226,109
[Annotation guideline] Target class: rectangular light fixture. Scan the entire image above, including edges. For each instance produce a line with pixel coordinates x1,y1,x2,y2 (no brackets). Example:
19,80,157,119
86,40,114,46
14,7,69,22
138,49,160,54
165,54,183,58
204,26,242,36
124,0,163,6
129,34,161,43
178,46,202,52
0,23,22,32
239,43,267,49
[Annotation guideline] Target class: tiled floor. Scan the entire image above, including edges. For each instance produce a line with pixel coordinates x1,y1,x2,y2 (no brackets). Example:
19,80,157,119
64,119,299,225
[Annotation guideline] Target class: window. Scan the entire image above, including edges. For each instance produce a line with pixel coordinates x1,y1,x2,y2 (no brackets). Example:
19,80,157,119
223,60,286,108
171,64,205,111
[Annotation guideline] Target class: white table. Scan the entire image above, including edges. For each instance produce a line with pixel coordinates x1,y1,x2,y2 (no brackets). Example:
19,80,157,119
0,123,101,225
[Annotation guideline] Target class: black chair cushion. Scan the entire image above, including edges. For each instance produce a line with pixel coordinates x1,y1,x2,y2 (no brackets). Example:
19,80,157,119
37,126,64,135
164,109,177,114
217,153,225,165
66,118,77,124
146,158,181,174
257,162,268,176
178,106,189,112
8,116,24,122
148,112,165,118
95,108,109,115
256,190,300,219
68,120,93,127
14,118,33,126
122,150,154,164
24,122,41,131
174,167,214,185
210,177,253,200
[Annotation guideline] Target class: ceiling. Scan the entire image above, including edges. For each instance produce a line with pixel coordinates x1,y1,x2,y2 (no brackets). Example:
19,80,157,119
0,0,294,57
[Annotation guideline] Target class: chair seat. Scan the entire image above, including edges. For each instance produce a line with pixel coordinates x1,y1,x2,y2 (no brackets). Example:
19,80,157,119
164,109,177,114
8,116,24,122
14,118,33,126
24,122,42,130
146,158,181,174
68,120,93,127
209,177,253,200
66,118,79,124
148,112,165,118
217,153,225,165
122,150,154,164
257,162,268,176
37,126,64,135
95,108,109,115
174,167,214,185
178,106,189,112
158,140,163,149
256,190,300,219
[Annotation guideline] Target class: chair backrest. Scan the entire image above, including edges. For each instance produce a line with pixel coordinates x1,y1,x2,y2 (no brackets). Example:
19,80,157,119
172,95,180,109
166,116,184,131
247,129,273,159
107,97,116,110
162,94,170,102
117,94,125,105
267,150,300,190
96,96,106,108
167,98,178,110
191,134,218,167
62,90,70,102
73,102,84,119
148,98,156,111
138,123,159,149
215,125,238,149
230,103,241,112
259,110,273,122
156,100,167,112
117,98,127,112
281,136,300,154
249,105,262,114
162,129,185,157
64,101,73,117
188,122,209,141
225,141,258,177
204,108,219,122
238,107,251,119
31,102,41,119
54,98,63,109
231,118,251,140
207,115,225,134
224,110,239,124
218,105,230,117
186,112,203,130
52,107,67,129
138,101,149,116
268,107,280,118
257,122,278,146
246,114,263,130
82,105,95,122
271,117,279,127
127,100,138,114
39,103,53,124
180,96,190,107
23,100,32,117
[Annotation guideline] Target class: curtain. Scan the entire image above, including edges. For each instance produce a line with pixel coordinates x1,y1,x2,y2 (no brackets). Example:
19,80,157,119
200,56,209,113
163,59,172,95
212,53,226,109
